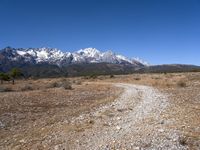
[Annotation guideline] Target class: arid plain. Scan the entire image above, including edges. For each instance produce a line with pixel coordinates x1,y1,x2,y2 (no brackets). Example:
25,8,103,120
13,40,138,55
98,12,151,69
0,72,200,149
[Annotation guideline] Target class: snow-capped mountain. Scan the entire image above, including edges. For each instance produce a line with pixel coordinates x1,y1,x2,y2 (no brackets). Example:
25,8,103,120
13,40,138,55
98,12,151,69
0,47,148,67
132,57,150,66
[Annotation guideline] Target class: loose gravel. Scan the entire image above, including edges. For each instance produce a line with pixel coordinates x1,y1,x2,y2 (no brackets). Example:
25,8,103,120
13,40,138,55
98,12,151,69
67,83,188,150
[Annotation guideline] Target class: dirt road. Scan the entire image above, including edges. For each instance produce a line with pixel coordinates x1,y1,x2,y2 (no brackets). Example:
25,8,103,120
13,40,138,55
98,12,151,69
66,83,187,150
1,83,190,149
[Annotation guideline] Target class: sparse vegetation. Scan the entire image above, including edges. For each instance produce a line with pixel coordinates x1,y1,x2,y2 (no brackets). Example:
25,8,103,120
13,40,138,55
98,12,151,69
90,74,98,79
179,137,187,146
88,120,95,124
20,84,34,91
72,79,82,85
10,68,23,84
47,78,72,90
110,74,115,78
177,80,187,87
61,80,72,90
0,79,121,149
1,72,200,149
48,81,59,88
134,77,141,80
0,86,12,92
0,73,10,84
0,68,23,85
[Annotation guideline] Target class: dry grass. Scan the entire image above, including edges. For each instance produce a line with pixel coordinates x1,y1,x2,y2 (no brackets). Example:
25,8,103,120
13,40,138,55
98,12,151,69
0,78,122,149
84,72,200,149
89,72,192,89
177,80,187,87
1,72,200,149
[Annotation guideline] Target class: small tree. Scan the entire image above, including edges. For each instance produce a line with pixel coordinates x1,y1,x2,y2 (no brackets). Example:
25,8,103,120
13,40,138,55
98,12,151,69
10,68,22,84
0,73,10,84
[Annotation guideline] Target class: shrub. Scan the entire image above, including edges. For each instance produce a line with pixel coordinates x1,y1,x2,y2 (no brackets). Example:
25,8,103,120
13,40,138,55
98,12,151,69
110,75,115,78
47,79,72,90
177,81,187,87
179,137,187,146
152,77,161,80
82,76,89,79
61,80,72,90
20,84,34,91
134,77,141,80
0,86,12,92
75,80,82,85
90,74,97,79
0,73,10,83
47,82,58,88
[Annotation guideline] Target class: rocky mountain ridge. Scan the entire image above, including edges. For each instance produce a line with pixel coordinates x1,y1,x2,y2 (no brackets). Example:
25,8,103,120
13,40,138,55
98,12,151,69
0,47,148,67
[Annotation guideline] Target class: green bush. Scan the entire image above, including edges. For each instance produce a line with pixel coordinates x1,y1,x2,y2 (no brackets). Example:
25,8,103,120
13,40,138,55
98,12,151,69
10,68,23,84
0,73,10,82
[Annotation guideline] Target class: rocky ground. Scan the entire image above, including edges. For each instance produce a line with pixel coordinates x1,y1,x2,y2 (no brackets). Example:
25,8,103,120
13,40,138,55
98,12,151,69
0,73,200,149
0,80,121,150
61,83,188,150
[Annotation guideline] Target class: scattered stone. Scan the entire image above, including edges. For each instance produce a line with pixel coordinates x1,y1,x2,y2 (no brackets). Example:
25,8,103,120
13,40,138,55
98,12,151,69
160,120,165,124
19,139,25,143
116,126,122,130
116,117,121,120
133,146,140,150
54,145,59,150
0,121,5,128
158,129,164,133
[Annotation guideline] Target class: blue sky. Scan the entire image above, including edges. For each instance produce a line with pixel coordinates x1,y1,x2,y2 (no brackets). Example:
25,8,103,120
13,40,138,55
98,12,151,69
0,0,200,65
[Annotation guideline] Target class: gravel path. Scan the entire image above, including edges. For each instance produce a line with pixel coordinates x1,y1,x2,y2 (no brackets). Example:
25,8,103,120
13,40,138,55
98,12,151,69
61,83,188,150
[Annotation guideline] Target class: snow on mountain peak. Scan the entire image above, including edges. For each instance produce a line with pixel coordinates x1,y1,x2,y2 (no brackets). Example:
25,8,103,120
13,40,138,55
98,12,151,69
116,55,132,64
132,57,150,66
0,47,149,66
16,50,27,56
36,49,49,61
77,48,100,57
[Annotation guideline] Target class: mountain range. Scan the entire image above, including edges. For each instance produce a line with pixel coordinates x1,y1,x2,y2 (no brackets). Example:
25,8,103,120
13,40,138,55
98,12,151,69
0,47,199,77
0,46,148,67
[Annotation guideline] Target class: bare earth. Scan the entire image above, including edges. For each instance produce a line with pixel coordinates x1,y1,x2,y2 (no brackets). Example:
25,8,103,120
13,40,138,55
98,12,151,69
66,83,187,150
0,73,200,149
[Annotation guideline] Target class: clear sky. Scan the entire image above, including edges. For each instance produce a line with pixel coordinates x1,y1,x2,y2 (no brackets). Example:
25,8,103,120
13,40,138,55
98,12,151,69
0,0,200,65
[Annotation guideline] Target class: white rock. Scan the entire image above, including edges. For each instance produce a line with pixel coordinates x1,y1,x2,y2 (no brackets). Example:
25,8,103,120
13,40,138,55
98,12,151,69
116,117,121,120
54,145,59,150
134,147,140,150
19,139,25,143
116,126,122,130
0,121,5,128
158,129,165,133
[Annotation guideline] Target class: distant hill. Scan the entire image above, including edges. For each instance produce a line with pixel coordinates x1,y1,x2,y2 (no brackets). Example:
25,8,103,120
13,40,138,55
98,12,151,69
137,64,200,73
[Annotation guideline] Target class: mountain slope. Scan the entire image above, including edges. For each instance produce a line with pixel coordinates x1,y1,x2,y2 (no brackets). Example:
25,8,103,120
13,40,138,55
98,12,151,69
2,47,198,78
0,47,146,67
137,64,200,73
0,47,147,77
